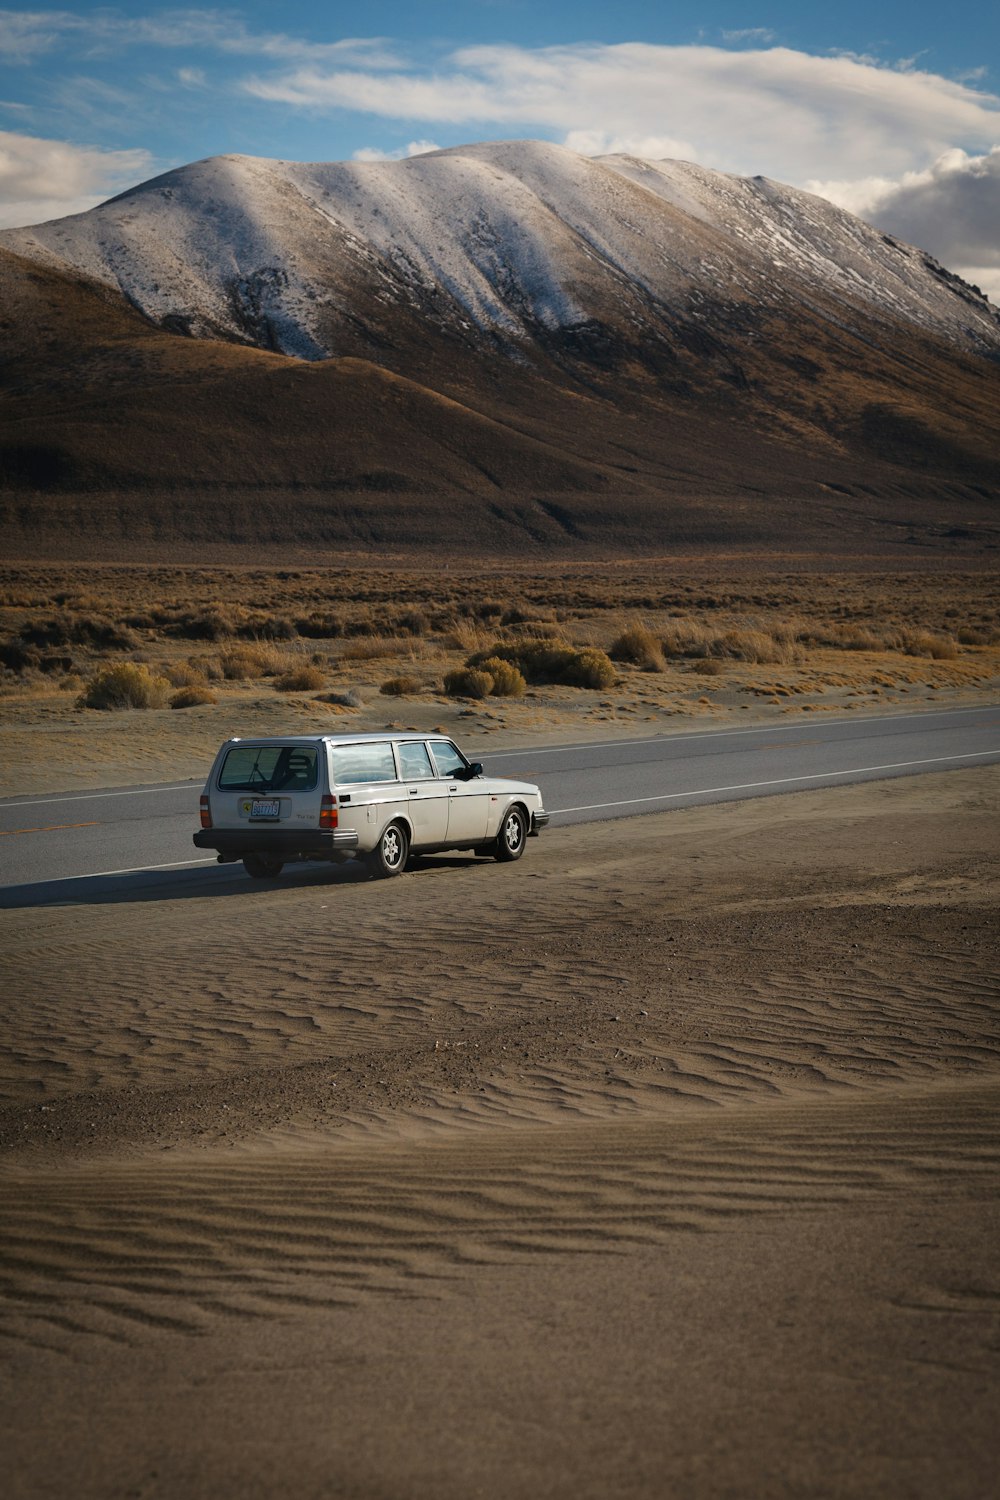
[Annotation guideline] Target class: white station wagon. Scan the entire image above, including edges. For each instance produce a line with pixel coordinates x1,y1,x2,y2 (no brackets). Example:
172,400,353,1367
193,732,549,879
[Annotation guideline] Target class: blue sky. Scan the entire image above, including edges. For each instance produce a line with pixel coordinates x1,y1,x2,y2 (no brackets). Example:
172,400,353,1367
2,3,998,295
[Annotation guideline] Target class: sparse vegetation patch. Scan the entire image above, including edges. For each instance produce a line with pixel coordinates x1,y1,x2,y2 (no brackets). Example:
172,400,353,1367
78,662,169,710
275,665,326,692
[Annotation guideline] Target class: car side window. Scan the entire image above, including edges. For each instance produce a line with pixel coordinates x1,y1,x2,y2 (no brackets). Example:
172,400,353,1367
398,741,434,780
429,740,469,779
330,741,398,785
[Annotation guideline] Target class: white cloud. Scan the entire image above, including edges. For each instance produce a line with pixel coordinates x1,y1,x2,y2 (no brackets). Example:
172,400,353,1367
0,130,151,227
241,41,1000,185
0,10,83,63
722,28,777,45
815,147,1000,304
0,8,400,66
178,66,207,89
352,139,440,162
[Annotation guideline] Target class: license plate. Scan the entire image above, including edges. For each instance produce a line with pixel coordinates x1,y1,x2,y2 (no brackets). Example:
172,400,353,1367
249,799,280,819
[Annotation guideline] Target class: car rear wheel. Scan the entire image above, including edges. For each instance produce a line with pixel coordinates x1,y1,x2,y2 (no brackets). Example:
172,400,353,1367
367,821,409,878
495,805,527,862
243,851,284,879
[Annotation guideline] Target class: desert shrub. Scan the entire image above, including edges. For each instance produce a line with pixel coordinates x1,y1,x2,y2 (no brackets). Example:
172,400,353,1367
234,613,298,641
957,627,988,646
343,616,382,638
275,665,326,692
660,620,717,659
296,611,345,639
444,667,495,699
470,638,569,679
501,605,557,626
39,654,74,675
712,629,789,664
902,630,958,660
395,608,430,636
690,658,724,676
22,613,138,650
468,638,615,690
609,622,665,671
443,620,494,653
78,662,169,710
0,641,39,674
151,605,241,640
796,622,897,652
170,685,217,709
562,647,617,689
165,661,207,688
380,675,422,696
478,656,527,697
660,620,797,665
318,688,365,708
219,644,281,680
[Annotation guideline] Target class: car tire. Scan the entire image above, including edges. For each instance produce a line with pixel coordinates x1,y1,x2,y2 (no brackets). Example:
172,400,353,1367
367,821,409,878
243,851,284,879
495,804,527,862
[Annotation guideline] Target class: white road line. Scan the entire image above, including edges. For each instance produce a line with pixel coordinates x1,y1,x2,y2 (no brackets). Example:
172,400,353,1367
487,706,1000,758
3,784,196,808
58,857,219,881
548,750,999,816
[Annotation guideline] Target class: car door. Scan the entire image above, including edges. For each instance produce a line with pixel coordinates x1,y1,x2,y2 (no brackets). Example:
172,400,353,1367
396,740,448,847
428,738,489,843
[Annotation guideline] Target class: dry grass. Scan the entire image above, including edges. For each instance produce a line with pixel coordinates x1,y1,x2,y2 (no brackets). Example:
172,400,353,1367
380,675,423,696
338,636,415,662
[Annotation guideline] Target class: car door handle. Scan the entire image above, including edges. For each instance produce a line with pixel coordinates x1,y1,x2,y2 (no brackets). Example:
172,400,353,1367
409,788,419,795
449,785,458,792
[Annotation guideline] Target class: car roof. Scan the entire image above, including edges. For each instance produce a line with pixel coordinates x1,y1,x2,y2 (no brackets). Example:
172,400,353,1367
222,732,456,747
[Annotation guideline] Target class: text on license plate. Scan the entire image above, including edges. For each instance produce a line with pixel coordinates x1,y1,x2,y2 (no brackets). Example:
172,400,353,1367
249,799,280,819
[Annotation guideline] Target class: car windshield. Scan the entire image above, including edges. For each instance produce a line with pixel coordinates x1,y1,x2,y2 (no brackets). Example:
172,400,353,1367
218,744,318,793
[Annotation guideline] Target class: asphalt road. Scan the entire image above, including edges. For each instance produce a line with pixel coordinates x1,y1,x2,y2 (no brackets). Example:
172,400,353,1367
1,705,997,908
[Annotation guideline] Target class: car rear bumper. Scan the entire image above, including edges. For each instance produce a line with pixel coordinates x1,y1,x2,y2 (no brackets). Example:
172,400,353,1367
194,828,360,855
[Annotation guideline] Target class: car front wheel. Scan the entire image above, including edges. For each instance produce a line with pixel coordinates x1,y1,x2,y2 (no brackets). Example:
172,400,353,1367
367,821,409,878
243,851,284,879
495,805,527,862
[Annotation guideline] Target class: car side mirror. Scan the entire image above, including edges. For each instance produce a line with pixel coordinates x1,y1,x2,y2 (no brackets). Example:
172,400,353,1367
468,762,484,779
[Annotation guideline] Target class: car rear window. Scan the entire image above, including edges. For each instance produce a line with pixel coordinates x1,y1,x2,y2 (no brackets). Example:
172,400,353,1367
330,741,398,785
218,744,318,792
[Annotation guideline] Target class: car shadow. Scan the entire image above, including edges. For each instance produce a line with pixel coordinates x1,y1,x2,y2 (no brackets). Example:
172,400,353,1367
0,853,498,910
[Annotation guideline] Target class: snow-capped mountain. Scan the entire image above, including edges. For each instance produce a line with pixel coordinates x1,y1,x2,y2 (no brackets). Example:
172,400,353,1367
2,141,998,561
3,140,997,366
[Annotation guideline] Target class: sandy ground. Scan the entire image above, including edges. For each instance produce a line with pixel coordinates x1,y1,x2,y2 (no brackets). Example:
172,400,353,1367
1,766,999,1498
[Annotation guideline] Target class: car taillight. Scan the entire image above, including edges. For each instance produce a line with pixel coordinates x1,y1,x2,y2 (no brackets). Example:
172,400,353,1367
199,795,212,829
319,795,338,829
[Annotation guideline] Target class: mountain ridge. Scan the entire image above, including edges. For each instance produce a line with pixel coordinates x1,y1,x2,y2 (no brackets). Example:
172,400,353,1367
1,141,998,561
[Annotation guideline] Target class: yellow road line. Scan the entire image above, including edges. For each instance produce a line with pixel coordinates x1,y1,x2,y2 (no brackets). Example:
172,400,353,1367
0,821,101,836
